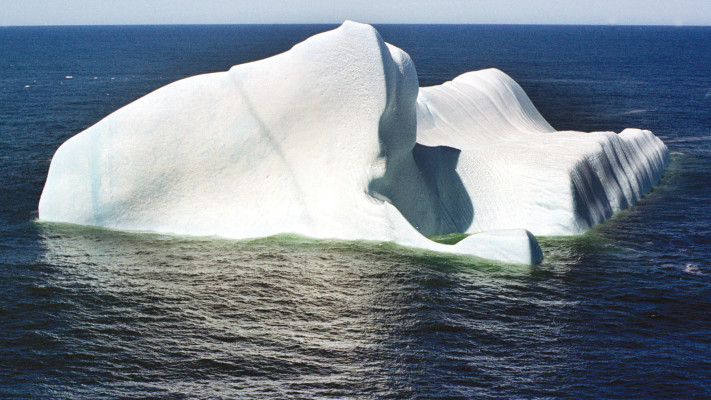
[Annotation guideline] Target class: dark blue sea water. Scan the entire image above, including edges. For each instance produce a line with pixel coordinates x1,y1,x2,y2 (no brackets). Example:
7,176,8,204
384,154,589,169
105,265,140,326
1,25,710,399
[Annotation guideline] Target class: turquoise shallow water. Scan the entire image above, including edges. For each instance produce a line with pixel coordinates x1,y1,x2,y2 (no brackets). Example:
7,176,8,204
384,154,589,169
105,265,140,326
1,25,710,399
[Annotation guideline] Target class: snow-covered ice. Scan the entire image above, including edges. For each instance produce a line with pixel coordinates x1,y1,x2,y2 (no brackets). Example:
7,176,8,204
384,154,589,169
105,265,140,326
38,22,668,264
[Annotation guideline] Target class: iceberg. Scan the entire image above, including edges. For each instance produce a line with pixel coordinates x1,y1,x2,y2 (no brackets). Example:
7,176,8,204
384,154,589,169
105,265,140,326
38,22,667,264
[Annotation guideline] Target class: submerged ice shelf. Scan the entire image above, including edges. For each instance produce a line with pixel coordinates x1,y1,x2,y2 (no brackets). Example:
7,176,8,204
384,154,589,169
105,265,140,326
38,22,668,265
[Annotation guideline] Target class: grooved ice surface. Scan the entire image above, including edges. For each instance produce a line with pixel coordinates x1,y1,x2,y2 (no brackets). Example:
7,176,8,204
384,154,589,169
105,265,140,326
416,69,669,235
38,22,668,264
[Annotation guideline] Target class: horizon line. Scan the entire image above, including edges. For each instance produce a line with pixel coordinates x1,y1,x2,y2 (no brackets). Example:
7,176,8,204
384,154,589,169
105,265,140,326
3,22,709,28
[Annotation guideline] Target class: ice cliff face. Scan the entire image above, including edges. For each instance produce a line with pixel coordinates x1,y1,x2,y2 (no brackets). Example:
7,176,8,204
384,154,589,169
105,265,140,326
38,22,668,264
416,69,668,235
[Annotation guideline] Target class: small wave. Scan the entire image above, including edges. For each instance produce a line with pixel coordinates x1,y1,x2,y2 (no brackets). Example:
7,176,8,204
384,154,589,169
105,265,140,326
682,264,705,275
608,109,653,117
664,136,711,143
620,109,650,115
524,78,601,84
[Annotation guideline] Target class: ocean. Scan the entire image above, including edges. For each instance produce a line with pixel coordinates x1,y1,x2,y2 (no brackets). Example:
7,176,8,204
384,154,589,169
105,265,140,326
1,24,709,399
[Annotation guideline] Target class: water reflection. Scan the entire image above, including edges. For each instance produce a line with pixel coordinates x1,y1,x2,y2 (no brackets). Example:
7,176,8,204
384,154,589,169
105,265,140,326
35,223,590,397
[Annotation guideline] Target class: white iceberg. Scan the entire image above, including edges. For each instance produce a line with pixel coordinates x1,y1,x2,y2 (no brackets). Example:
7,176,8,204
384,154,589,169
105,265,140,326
38,22,667,264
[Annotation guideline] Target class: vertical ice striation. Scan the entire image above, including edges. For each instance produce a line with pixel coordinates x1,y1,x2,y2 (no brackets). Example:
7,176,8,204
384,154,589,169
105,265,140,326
416,68,668,235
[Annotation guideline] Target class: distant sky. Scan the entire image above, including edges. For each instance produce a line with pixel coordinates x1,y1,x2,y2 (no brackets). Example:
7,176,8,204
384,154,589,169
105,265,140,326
2,0,710,26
